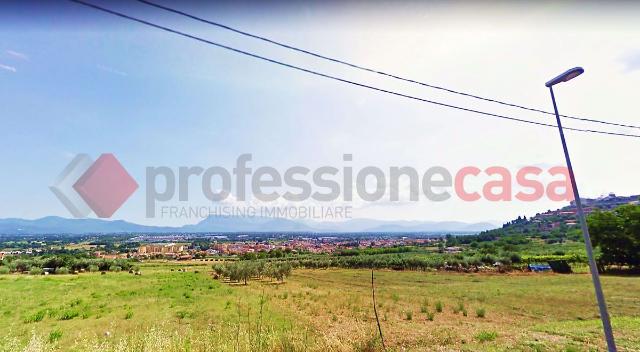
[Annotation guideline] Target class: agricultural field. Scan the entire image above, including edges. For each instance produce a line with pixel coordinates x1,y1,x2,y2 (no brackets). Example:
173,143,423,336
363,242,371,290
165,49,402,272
0,262,639,351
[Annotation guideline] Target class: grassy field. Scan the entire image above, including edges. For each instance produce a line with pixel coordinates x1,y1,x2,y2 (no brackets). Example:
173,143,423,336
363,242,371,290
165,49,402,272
0,263,639,351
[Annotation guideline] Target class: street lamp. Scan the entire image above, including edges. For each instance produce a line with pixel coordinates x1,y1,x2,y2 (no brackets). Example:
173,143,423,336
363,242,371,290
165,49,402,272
546,67,617,352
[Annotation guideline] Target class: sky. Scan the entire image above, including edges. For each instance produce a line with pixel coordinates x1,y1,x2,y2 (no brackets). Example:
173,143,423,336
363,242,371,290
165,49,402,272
1,0,639,226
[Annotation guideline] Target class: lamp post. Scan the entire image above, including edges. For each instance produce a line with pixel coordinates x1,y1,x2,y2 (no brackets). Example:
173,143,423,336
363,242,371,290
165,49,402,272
546,67,617,352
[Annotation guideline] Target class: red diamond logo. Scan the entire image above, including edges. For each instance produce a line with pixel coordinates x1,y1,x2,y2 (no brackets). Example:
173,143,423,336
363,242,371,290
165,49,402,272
73,153,138,218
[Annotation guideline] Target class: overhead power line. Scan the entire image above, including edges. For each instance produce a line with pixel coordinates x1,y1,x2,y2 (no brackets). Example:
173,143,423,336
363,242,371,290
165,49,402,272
69,0,640,139
137,0,640,131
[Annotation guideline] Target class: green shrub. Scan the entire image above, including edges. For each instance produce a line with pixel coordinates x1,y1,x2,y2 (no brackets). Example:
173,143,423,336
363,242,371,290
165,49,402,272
453,302,465,314
125,310,133,320
0,267,10,275
435,301,443,313
510,253,522,263
29,267,43,275
475,330,497,342
58,309,79,320
476,307,486,318
47,309,58,318
109,265,122,272
426,311,435,321
391,293,400,303
88,265,99,272
24,310,47,323
176,311,194,319
404,311,413,320
56,267,70,275
48,329,63,343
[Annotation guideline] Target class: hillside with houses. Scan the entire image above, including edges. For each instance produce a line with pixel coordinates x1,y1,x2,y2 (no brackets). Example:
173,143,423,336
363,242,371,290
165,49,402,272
485,193,639,240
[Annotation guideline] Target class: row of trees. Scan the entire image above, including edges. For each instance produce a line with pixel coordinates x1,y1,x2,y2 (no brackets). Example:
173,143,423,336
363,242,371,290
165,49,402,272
238,248,296,260
308,254,519,271
335,246,416,256
213,261,293,284
0,255,139,274
231,251,523,272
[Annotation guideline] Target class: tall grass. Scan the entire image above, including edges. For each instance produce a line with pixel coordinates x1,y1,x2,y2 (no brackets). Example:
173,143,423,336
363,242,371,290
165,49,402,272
2,322,318,352
420,298,429,313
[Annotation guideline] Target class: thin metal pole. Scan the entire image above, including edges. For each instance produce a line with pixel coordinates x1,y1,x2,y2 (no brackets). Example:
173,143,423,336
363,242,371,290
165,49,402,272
548,86,617,352
371,270,386,351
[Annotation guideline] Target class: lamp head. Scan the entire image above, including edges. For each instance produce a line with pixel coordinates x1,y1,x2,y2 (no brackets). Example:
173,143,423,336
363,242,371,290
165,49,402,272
545,67,584,87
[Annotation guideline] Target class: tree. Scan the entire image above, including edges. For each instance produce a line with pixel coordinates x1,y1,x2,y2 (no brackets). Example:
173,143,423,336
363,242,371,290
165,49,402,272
588,205,640,268
13,260,30,272
255,260,266,279
239,262,254,285
228,263,242,282
212,264,225,277
268,262,292,282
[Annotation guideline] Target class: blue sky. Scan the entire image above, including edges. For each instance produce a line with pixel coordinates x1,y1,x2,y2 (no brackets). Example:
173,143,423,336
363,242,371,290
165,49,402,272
1,1,639,226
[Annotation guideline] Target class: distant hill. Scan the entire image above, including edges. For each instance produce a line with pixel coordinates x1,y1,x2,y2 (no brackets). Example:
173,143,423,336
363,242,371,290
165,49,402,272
0,216,496,235
305,219,495,233
0,216,177,234
182,216,315,233
483,193,640,238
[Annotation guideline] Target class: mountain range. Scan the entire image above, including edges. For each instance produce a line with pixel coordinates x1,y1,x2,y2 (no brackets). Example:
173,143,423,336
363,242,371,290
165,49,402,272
0,216,496,235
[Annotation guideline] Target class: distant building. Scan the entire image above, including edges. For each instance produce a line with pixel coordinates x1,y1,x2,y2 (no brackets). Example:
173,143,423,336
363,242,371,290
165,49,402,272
0,251,20,259
94,252,128,259
138,243,186,255
571,193,640,210
445,246,462,253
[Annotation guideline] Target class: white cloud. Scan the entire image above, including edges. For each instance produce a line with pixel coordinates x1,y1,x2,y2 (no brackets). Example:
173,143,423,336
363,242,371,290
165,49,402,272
621,51,640,72
96,64,127,76
0,63,16,72
6,50,29,61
